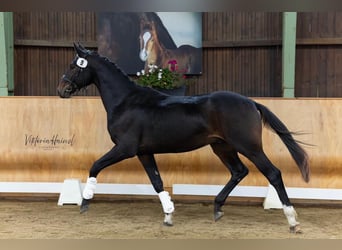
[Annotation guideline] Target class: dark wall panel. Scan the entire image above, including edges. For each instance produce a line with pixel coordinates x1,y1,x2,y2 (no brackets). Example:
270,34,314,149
14,46,99,96
295,12,342,97
190,12,282,96
296,46,342,97
12,12,342,98
190,47,282,96
13,12,97,96
14,12,96,42
203,12,282,42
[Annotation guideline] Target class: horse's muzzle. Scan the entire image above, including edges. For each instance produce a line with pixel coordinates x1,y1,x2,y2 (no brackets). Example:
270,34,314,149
139,49,148,61
57,82,73,98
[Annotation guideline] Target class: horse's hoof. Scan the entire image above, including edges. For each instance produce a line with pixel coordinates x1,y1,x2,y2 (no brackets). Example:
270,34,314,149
80,205,88,214
163,213,173,226
289,225,302,234
163,221,173,227
214,211,224,221
80,199,90,214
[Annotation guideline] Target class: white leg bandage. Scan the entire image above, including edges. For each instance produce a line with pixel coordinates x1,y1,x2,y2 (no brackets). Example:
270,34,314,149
83,177,97,200
283,205,299,227
158,191,175,214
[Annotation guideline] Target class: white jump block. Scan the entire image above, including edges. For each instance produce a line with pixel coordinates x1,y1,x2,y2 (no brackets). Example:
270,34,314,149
263,184,283,209
58,179,83,206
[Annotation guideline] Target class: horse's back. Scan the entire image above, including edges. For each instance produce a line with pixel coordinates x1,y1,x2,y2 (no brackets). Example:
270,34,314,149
177,44,201,53
208,91,257,110
169,45,202,73
158,91,257,113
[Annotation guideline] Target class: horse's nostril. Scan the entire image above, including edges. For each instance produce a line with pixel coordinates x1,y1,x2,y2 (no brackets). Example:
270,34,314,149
65,85,72,92
60,90,71,98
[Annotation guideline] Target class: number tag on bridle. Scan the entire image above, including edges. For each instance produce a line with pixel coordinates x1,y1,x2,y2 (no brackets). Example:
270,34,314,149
76,57,88,68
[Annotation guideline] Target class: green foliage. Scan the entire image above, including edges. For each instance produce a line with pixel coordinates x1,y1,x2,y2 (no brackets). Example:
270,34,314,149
135,64,187,90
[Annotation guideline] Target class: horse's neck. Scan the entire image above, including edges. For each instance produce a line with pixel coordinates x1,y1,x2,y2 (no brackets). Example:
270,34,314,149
93,60,135,113
151,41,174,68
153,34,178,68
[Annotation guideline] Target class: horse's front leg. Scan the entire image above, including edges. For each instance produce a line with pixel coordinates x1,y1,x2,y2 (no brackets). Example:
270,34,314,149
138,154,174,226
80,145,136,214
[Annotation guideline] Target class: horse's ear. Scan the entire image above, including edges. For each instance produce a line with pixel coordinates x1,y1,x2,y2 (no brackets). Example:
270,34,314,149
78,43,87,51
74,42,82,56
73,42,87,58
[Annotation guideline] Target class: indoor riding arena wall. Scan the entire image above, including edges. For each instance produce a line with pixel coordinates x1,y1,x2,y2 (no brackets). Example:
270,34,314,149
0,97,341,196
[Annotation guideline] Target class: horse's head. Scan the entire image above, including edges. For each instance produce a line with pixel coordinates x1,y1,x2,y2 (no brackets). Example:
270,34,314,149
139,21,158,62
58,43,95,98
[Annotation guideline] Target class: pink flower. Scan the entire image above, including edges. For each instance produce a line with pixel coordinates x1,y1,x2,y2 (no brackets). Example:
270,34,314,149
168,59,178,72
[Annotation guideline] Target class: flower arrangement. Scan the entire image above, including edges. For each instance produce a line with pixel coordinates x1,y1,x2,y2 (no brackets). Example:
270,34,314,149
135,60,189,90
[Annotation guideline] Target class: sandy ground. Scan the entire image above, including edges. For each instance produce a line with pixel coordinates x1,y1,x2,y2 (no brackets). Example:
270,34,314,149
0,198,341,239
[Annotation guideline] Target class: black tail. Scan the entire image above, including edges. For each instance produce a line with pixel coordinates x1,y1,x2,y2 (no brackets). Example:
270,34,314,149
254,102,310,182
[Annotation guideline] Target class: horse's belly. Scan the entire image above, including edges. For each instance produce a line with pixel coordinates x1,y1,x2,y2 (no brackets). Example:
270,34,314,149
138,143,206,154
137,112,218,153
138,132,217,154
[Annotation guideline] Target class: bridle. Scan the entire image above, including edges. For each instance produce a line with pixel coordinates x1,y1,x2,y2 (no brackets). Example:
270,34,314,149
61,55,89,93
61,74,79,93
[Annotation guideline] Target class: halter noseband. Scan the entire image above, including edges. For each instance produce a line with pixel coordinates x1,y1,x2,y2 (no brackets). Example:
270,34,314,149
61,74,79,91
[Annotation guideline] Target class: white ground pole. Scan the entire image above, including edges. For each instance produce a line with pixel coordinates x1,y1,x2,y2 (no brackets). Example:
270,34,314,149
172,184,342,209
1,181,342,208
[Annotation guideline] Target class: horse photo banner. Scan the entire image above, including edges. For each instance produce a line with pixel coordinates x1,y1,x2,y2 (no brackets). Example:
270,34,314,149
97,12,202,75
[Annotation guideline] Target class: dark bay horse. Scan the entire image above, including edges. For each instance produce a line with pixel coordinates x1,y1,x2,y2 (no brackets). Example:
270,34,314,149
58,43,310,233
139,20,202,74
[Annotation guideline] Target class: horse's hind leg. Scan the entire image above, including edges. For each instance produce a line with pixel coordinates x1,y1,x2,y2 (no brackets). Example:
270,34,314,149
210,143,249,221
138,154,174,226
246,150,302,233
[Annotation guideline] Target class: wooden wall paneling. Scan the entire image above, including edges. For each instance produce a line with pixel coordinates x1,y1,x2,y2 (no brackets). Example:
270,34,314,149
296,46,342,97
1,97,342,190
12,12,284,97
188,12,281,97
187,46,282,97
13,12,98,96
295,12,342,97
11,12,342,97
297,12,342,39
14,12,97,42
14,46,99,96
329,48,342,96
